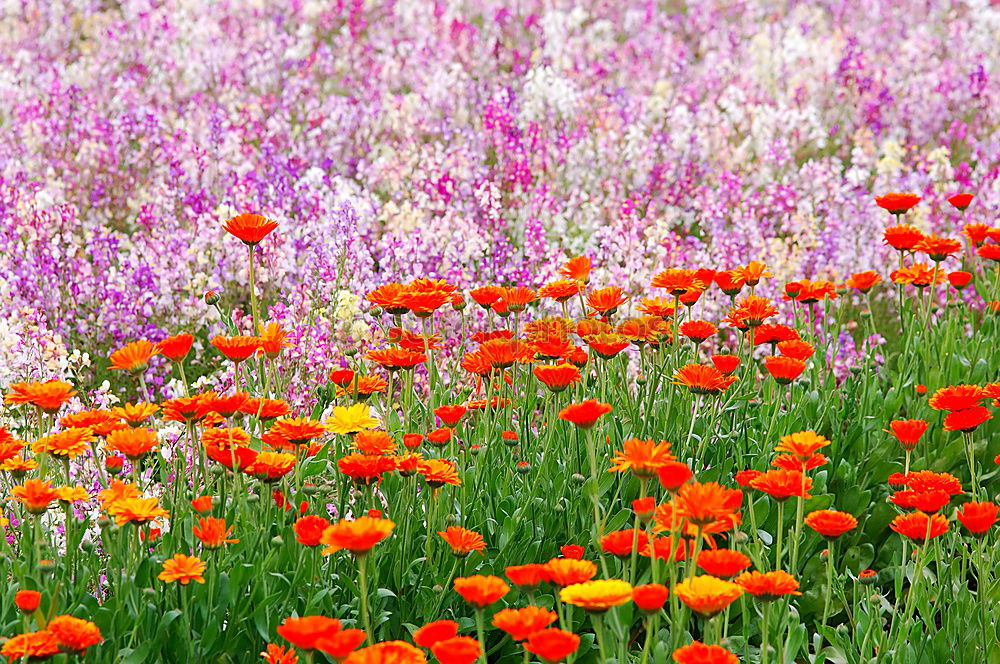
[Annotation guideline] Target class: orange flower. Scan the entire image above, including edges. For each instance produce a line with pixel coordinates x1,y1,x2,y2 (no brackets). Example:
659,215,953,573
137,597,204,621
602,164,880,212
500,287,537,312
47,615,102,654
671,365,737,395
713,271,744,296
224,213,279,246
735,261,773,287
734,570,801,600
321,516,395,555
259,323,292,357
108,497,169,526
430,637,481,664
943,406,992,432
492,606,558,641
672,641,739,664
468,286,504,309
414,620,459,649
774,431,831,460
505,564,549,590
109,340,158,373
559,256,592,282
543,558,597,587
948,271,973,289
890,513,949,542
585,333,630,359
600,529,650,557
586,287,628,316
4,380,76,413
538,280,583,303
948,193,974,211
158,553,207,584
344,642,427,664
914,235,962,261
277,616,342,652
162,394,211,422
294,516,331,547
60,410,126,436
696,549,752,579
776,340,814,361
14,590,41,613
608,438,674,479
559,580,633,613
558,400,612,430
191,495,214,514
673,482,742,526
637,297,676,318
523,629,580,663
875,193,920,215
418,459,461,487
763,356,806,385
710,355,740,376
453,575,510,608
732,296,778,327
438,526,486,557
656,461,694,492
885,420,928,451
105,427,158,460
679,321,717,344
111,402,159,425
533,364,582,392
804,510,857,539
0,631,60,661
55,486,90,503
749,469,812,502
97,480,142,510
673,576,743,617
261,644,299,664
33,427,95,459
846,271,882,293
928,384,985,412
211,335,262,363
11,479,59,514
631,584,669,612
156,334,194,362
956,502,998,536
367,348,427,371
193,517,238,548
367,283,410,314
652,269,705,295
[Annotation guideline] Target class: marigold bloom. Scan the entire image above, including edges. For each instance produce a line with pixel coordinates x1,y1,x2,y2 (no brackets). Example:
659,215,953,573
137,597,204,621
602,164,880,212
55,486,90,503
414,620,459,648
493,606,559,641
956,502,998,536
883,225,924,251
158,554,207,584
672,641,739,664
318,630,366,660
33,427,95,459
979,244,1000,262
948,271,973,289
585,333,630,359
544,558,597,587
157,334,194,362
656,461,693,492
14,590,41,613
111,401,160,425
109,497,170,526
776,340,815,361
294,515,331,547
886,419,928,451
600,529,649,557
750,469,812,502
438,526,486,556
891,513,949,542
876,193,920,214
673,576,742,617
60,410,126,436
708,355,740,376
559,580,632,613
696,550,752,579
327,404,381,435
453,575,509,608
533,364,582,392
109,340,158,373
560,255,592,282
539,280,583,302
224,213,279,245
948,193,974,211
846,271,882,293
193,517,238,549
277,616,342,652
560,545,584,559
367,283,410,315
915,235,962,261
523,629,580,663
12,479,59,514
792,280,838,304
505,563,549,590
774,431,831,460
905,470,963,495
626,584,668,613
211,335,262,363
97,480,142,510
943,406,992,432
321,517,395,555
4,380,76,413
674,363,741,395
191,495,214,514
609,438,674,478
735,570,801,600
587,287,628,315
344,642,427,664
418,459,461,487
48,615,102,654
652,269,705,295
558,400,612,429
261,644,298,664
674,482,742,526
804,510,858,539
430,637,481,664
425,428,452,447
105,427,158,460
763,356,806,384
0,631,60,661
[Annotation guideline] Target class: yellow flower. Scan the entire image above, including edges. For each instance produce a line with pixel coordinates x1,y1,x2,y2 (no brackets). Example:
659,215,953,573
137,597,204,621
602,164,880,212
326,404,380,435
559,580,633,613
673,576,743,617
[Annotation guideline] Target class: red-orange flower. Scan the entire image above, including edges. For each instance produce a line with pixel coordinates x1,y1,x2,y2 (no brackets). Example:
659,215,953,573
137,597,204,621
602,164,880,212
533,364,582,392
0,631,61,661
948,193,974,211
672,641,739,664
523,629,580,663
47,615,102,654
673,482,741,526
453,575,509,608
890,513,949,541
886,419,929,451
492,606,558,641
915,235,962,262
804,510,857,539
14,590,41,613
211,335,262,363
158,553,207,584
193,517,238,549
710,355,740,376
505,564,549,590
543,558,597,587
344,642,427,664
749,469,812,502
609,438,674,478
883,225,924,251
560,256,591,282
558,400,612,429
672,576,743,617
928,384,985,411
679,321,717,344
631,583,669,612
696,549,751,579
317,630,367,660
846,271,882,293
294,515,331,547
224,213,279,246
105,427,158,460
943,406,992,432
438,527,486,557
431,637,481,664
587,287,628,315
413,620,459,649
764,356,806,384
774,431,831,460
109,340,158,373
671,365,737,395
157,334,194,362
734,570,801,600
277,616,342,652
12,479,59,514
956,502,998,536
320,517,395,555
876,193,920,215
651,269,705,296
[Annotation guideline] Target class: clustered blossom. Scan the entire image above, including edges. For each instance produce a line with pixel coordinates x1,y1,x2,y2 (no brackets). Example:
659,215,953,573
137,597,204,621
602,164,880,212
0,1,997,404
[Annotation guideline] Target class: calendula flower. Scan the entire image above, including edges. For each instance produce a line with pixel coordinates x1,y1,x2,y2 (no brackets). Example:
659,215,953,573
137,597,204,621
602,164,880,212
261,644,299,664
774,431,831,460
211,335,262,363
674,482,742,526
321,517,395,555
453,575,509,608
763,356,806,384
111,402,160,425
652,269,706,295
890,513,949,542
956,502,998,536
948,193,974,211
587,287,628,315
875,193,920,215
47,615,102,654
696,550,752,579
109,340,158,373
193,517,238,548
0,631,61,661
14,590,41,613
600,529,650,557
158,554,207,584
4,380,76,413
671,365,738,394
105,427,158,460
609,438,674,478
710,355,740,375
523,629,580,663
560,256,592,282
108,497,169,526
438,526,486,556
156,334,194,362
33,427,96,459
804,510,858,539
224,213,279,246
12,479,60,514
631,584,669,612
327,404,381,435
344,642,427,664
673,576,743,617
750,469,812,502
559,580,633,613
846,271,882,293
533,364,582,392
928,384,986,412
277,616,342,652
943,406,992,432
544,558,597,587
505,564,550,590
492,606,558,641
418,459,461,487
735,570,801,600
886,420,929,451
672,641,739,664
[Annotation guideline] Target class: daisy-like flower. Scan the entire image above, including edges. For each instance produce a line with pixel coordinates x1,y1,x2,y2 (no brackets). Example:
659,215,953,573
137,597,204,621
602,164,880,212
749,469,812,502
223,213,279,246
321,517,395,555
533,364,582,393
559,580,633,613
560,256,592,282
763,356,806,384
492,606,558,641
673,576,743,617
524,630,579,664
47,615,102,655
438,526,486,557
673,482,742,526
948,193,974,211
558,400,612,429
671,365,738,395
914,235,962,262
158,554,207,584
109,340,158,373
956,502,998,536
890,513,949,542
327,404,381,435
418,459,461,487
211,335,262,363
846,271,882,293
111,402,160,425
883,225,924,251
696,549,752,579
774,431,831,460
453,575,510,608
105,427,158,460
586,287,628,316
672,641,739,664
544,558,598,587
804,510,858,539
156,334,194,362
5,380,76,413
12,479,60,514
608,438,674,478
734,571,801,600
928,385,987,412
193,517,239,549
108,497,170,526
875,193,920,215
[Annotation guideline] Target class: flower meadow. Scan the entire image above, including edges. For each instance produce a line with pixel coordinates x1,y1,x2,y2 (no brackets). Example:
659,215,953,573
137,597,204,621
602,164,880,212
3,2,1000,664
